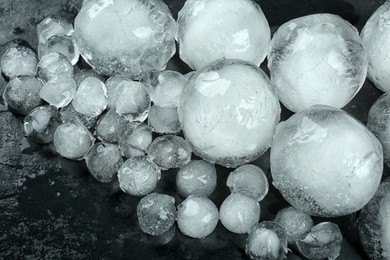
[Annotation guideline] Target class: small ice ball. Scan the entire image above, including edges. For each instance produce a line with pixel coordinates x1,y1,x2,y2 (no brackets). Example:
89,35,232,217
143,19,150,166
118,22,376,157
177,0,270,70
118,157,161,196
137,193,176,236
226,164,269,202
37,17,73,45
148,105,181,135
85,142,123,183
268,14,367,112
53,122,94,160
177,195,219,238
105,75,132,108
39,35,80,65
74,69,104,87
176,160,217,198
119,121,152,158
1,46,38,79
37,53,73,82
3,76,43,116
95,110,129,143
59,104,98,130
271,105,383,217
219,193,260,234
246,221,288,260
40,74,77,108
178,59,280,167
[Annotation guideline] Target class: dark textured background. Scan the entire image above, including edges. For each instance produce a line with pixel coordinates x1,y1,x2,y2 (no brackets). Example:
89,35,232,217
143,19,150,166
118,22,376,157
0,0,388,259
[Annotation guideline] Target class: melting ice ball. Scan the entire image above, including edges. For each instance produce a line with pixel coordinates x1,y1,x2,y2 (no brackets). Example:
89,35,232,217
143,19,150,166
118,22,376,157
178,59,280,168
177,0,270,70
73,0,177,78
268,14,367,112
271,105,383,217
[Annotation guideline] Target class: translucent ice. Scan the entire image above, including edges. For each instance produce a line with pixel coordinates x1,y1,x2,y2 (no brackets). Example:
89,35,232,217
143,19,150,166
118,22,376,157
271,105,383,217
296,222,343,260
274,206,314,245
268,14,367,112
147,135,192,170
177,195,219,238
148,105,181,135
24,105,62,144
53,122,94,160
39,35,80,65
60,103,98,129
85,142,123,183
359,178,390,260
74,69,103,87
39,74,77,108
72,77,107,117
118,157,161,196
119,121,152,158
177,0,270,70
1,45,38,79
105,74,132,108
95,109,129,143
37,53,73,82
219,193,260,234
367,93,390,167
176,160,217,198
361,2,390,92
178,59,280,167
246,221,288,260
73,0,177,78
3,76,43,116
37,17,73,45
226,164,269,201
137,193,176,236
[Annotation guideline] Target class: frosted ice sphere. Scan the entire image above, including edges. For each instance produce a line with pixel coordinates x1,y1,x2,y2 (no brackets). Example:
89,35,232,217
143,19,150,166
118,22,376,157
177,0,270,70
72,77,107,117
226,164,269,202
137,193,176,236
3,76,43,116
60,104,98,129
24,105,62,144
74,69,103,86
149,70,187,108
246,221,288,260
177,195,219,238
37,53,73,82
367,93,390,167
1,46,38,79
95,110,129,143
359,178,390,260
176,160,217,198
118,157,161,196
40,74,77,108
38,35,80,65
105,74,132,108
361,2,390,92
73,0,177,78
274,206,314,245
37,17,73,45
296,222,342,260
219,193,260,234
53,122,94,160
147,135,192,170
268,14,367,112
271,105,383,217
178,59,280,168
148,105,181,135
85,142,123,183
119,121,152,158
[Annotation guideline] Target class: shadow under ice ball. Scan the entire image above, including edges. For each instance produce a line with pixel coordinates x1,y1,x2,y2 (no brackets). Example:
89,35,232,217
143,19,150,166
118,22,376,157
178,59,280,168
73,0,177,78
271,105,383,217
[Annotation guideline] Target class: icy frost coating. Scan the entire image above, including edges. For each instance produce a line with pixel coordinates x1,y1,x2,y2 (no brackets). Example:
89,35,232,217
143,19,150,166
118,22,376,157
268,14,367,112
73,0,177,78
177,0,270,70
361,1,390,92
178,59,280,168
271,105,383,217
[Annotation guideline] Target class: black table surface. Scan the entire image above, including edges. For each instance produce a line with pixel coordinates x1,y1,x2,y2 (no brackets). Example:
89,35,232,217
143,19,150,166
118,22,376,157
0,0,388,259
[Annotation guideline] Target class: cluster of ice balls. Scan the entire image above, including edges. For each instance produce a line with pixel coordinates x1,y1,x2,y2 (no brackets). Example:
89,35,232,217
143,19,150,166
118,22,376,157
3,0,390,259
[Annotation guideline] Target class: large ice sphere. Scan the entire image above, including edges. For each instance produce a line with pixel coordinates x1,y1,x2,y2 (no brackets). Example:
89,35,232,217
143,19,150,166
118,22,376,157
73,0,177,78
177,0,270,70
178,59,280,168
268,14,367,112
1,45,38,79
271,105,383,217
361,2,390,92
359,178,390,260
